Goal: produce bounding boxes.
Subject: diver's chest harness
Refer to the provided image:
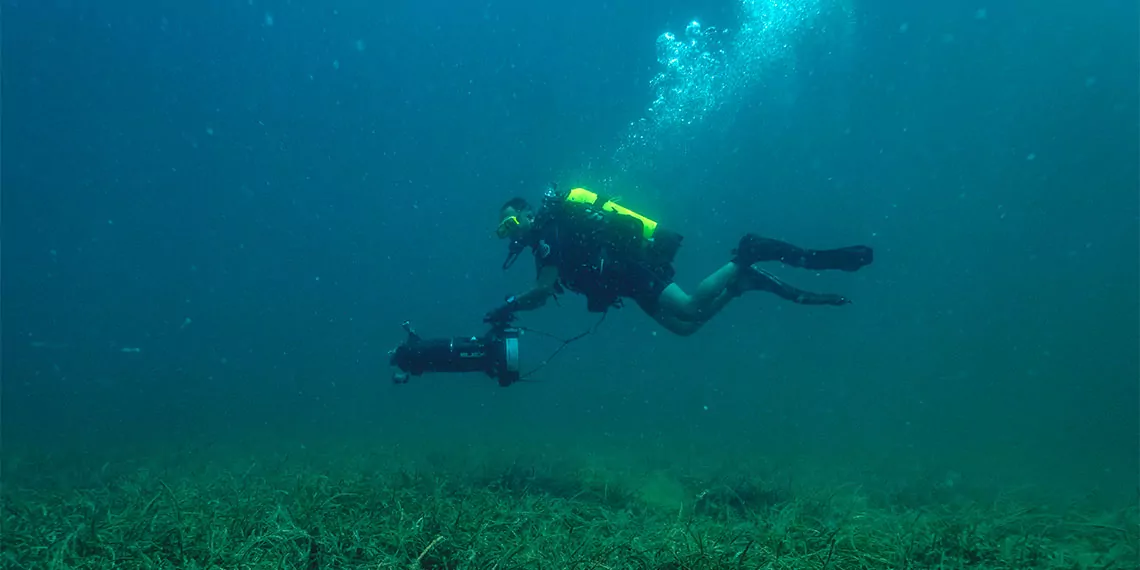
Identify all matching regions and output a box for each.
[504,185,683,312]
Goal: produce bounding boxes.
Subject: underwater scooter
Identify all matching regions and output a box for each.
[387,303,606,388]
[388,312,522,387]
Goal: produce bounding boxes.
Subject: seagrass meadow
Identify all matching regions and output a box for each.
[1,437,1136,570]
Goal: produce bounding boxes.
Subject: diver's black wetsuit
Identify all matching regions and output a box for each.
[528,211,678,313]
[525,202,872,310]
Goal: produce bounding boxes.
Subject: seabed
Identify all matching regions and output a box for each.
[2,441,1135,569]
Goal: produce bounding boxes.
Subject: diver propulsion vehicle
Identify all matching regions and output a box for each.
[388,313,522,387]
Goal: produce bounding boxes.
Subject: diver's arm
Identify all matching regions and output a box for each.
[485,265,559,321]
[512,265,559,311]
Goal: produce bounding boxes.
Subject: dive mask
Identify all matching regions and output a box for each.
[496,215,521,239]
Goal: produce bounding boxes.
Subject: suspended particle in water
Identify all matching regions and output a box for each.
[264,12,274,27]
[355,39,366,51]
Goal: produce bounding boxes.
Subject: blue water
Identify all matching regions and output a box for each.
[4,0,1137,503]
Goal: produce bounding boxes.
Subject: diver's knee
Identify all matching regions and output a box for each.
[663,318,701,337]
[682,303,712,323]
[656,285,698,319]
[665,297,704,322]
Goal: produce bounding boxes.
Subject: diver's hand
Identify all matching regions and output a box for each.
[483,295,519,323]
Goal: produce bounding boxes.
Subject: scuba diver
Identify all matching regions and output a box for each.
[486,184,874,336]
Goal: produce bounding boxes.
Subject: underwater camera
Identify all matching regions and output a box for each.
[388,313,521,387]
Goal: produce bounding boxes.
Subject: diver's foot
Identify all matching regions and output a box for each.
[733,233,872,272]
[807,292,852,306]
[732,234,797,266]
[803,245,873,272]
[734,264,852,306]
